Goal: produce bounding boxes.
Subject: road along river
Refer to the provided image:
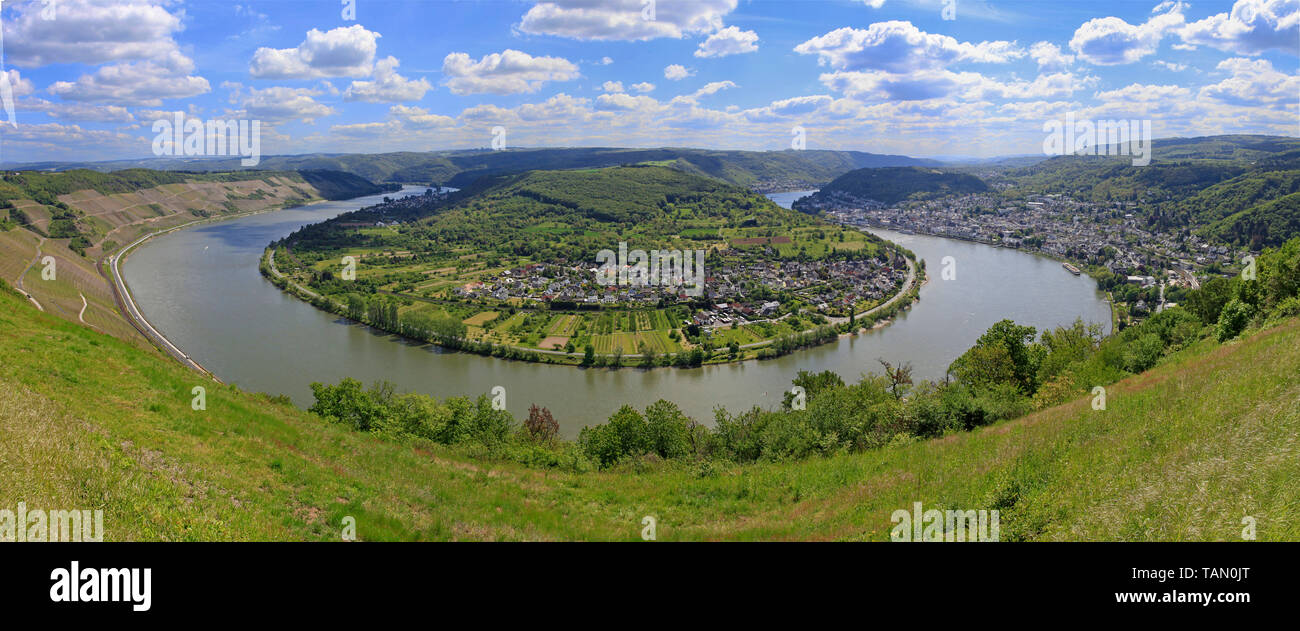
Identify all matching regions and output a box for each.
[122,188,1110,436]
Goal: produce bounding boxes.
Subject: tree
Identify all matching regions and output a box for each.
[524,404,559,442]
[877,358,914,400]
[582,344,596,366]
[954,319,1041,394]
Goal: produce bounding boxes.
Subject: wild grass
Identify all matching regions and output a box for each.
[0,285,1295,541]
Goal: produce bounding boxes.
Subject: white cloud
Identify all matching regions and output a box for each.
[1093,82,1192,103]
[343,57,432,102]
[239,86,335,123]
[517,0,737,41]
[18,98,135,123]
[601,81,625,93]
[862,0,887,8]
[695,26,759,58]
[48,53,211,106]
[2,70,36,98]
[250,25,381,79]
[741,95,834,122]
[595,92,663,112]
[794,21,1024,72]
[1029,42,1075,71]
[1198,57,1300,105]
[1179,0,1300,55]
[388,105,456,128]
[441,49,579,95]
[1068,2,1186,65]
[1153,60,1188,72]
[0,121,144,162]
[599,56,614,65]
[630,82,655,93]
[664,64,694,80]
[691,81,737,98]
[2,0,185,67]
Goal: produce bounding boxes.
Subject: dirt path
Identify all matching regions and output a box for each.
[14,236,46,312]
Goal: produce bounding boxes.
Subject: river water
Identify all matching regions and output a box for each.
[122,188,1110,435]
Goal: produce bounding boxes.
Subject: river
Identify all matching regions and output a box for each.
[122,187,1110,435]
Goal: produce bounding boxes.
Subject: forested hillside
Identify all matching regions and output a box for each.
[795,166,989,208]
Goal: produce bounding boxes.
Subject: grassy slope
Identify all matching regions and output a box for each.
[1,283,1295,541]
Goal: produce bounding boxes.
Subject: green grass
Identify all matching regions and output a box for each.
[1,283,1296,541]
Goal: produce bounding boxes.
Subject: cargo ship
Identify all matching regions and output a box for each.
[1062,262,1081,275]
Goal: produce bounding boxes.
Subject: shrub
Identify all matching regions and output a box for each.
[1215,298,1254,342]
[524,404,559,442]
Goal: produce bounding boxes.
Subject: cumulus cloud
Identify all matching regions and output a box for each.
[794,21,1024,72]
[1179,0,1300,55]
[2,0,185,67]
[601,81,625,93]
[250,25,381,79]
[1030,42,1075,71]
[388,105,456,128]
[595,92,663,112]
[1068,2,1186,65]
[48,52,210,106]
[664,64,694,80]
[343,57,432,102]
[239,86,335,123]
[1,70,37,98]
[630,82,655,93]
[441,49,579,95]
[741,95,834,122]
[517,0,737,41]
[17,98,135,123]
[820,68,1093,102]
[1198,57,1300,105]
[695,26,759,58]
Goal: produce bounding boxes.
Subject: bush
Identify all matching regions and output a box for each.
[1215,298,1254,342]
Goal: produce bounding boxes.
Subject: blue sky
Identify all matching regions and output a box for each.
[1,0,1297,163]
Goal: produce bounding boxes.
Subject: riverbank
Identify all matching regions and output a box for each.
[260,244,924,369]
[103,198,330,379]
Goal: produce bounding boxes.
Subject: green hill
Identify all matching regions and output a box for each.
[2,273,1296,540]
[795,166,989,208]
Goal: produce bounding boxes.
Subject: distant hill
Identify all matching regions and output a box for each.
[5,147,941,191]
[794,166,990,209]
